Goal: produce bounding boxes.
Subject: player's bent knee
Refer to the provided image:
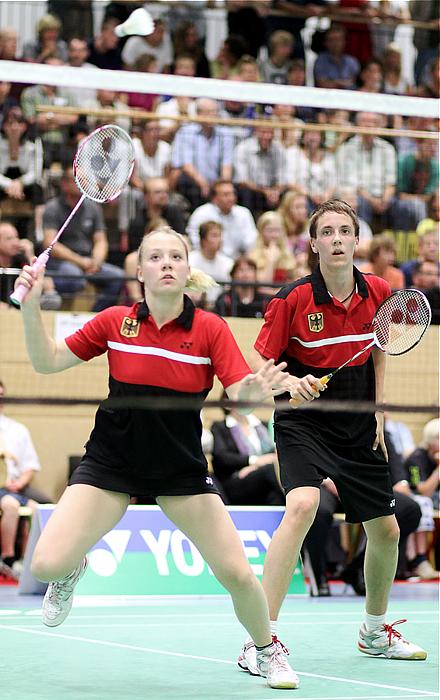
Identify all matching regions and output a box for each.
[219,563,256,594]
[31,550,72,582]
[286,494,319,523]
[31,551,57,581]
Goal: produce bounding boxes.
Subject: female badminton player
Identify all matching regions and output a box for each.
[15,225,298,690]
[238,199,427,680]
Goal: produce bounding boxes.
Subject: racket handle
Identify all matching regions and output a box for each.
[9,249,51,307]
[289,375,331,408]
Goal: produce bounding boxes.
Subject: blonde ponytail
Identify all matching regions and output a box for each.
[186,267,218,293]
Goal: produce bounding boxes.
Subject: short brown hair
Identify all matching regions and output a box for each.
[367,234,396,263]
[199,220,223,241]
[230,255,257,277]
[309,199,359,239]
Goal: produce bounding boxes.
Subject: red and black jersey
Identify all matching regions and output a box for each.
[255,266,391,445]
[65,296,250,480]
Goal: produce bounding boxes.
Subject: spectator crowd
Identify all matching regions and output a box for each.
[0,1,438,318]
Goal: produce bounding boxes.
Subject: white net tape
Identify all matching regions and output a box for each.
[0,60,437,119]
[374,290,432,355]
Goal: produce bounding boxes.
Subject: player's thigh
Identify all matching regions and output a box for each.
[157,493,251,581]
[34,484,129,561]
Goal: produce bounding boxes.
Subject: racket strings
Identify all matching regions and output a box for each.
[74,125,134,203]
[374,290,431,355]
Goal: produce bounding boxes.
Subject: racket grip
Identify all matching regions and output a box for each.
[289,375,330,408]
[9,250,51,307]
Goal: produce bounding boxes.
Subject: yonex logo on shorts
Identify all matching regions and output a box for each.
[390,499,396,508]
[206,476,213,485]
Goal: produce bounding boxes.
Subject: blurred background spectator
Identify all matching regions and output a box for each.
[313,24,360,90]
[188,221,234,307]
[171,99,234,209]
[234,125,287,215]
[0,221,60,310]
[172,20,210,78]
[335,111,397,229]
[22,13,68,63]
[43,167,124,311]
[360,234,405,290]
[87,17,123,71]
[403,418,440,579]
[186,179,257,259]
[211,399,284,506]
[0,105,44,238]
[214,255,269,318]
[249,211,297,293]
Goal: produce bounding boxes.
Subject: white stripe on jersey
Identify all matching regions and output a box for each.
[291,332,375,348]
[107,341,212,365]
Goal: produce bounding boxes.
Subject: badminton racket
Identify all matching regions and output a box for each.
[10,123,135,307]
[290,289,432,405]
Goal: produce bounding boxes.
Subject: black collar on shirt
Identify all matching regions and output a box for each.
[136,294,196,329]
[311,265,369,306]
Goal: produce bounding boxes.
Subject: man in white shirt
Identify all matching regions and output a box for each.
[131,120,171,189]
[63,38,98,106]
[233,125,287,215]
[186,179,257,258]
[335,112,397,227]
[188,221,234,306]
[0,381,48,579]
[122,16,173,72]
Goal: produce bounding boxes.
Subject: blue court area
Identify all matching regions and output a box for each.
[0,582,437,700]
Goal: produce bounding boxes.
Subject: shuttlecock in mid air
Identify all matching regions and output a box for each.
[114,8,155,37]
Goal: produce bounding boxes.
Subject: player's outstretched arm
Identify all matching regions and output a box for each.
[16,263,83,374]
[226,359,289,413]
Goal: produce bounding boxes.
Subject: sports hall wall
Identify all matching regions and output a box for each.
[0,309,438,502]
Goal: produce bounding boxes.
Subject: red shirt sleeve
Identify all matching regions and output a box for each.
[207,314,251,388]
[254,296,296,361]
[64,308,113,361]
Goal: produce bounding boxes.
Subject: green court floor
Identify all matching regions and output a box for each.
[0,592,437,700]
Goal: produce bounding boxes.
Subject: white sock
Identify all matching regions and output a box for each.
[270,620,278,638]
[364,612,386,631]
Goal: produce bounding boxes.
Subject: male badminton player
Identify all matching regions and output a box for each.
[238,199,427,678]
[15,225,299,690]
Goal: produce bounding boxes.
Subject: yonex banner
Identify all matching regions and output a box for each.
[19,505,306,596]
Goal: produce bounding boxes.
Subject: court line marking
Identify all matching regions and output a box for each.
[18,608,438,619]
[0,624,436,697]
[0,620,436,629]
[257,696,434,700]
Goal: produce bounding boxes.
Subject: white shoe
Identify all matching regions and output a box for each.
[0,559,19,582]
[42,557,87,627]
[358,620,427,660]
[413,560,440,580]
[238,637,259,675]
[257,637,300,689]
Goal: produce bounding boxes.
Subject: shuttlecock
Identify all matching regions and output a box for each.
[114,8,155,37]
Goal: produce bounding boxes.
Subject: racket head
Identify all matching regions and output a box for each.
[373,289,432,356]
[73,124,134,203]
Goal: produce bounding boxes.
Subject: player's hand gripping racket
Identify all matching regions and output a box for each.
[290,289,432,407]
[10,124,135,307]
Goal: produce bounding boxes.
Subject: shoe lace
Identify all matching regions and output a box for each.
[272,635,290,656]
[48,577,76,604]
[383,619,407,646]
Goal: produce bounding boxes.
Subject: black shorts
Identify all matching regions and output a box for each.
[69,456,221,500]
[274,422,395,524]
